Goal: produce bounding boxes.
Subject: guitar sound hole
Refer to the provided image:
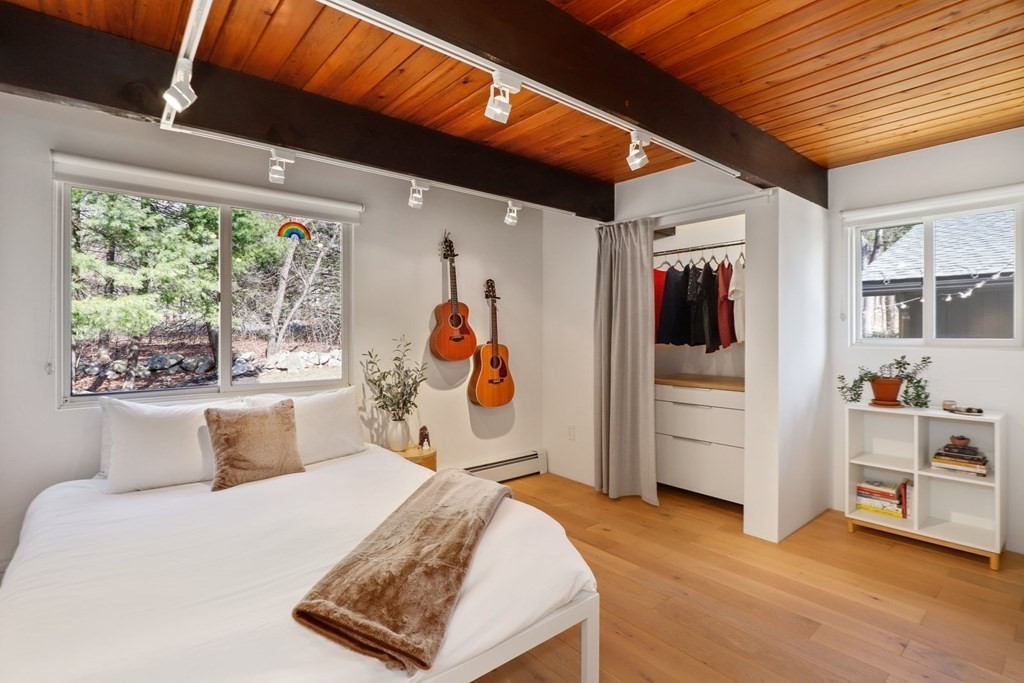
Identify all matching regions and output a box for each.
[489,356,501,369]
[448,313,463,328]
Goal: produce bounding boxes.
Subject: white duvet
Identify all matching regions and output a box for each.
[0,446,595,682]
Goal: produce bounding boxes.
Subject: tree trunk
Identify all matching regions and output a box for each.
[267,238,298,356]
[123,334,142,391]
[273,241,329,355]
[98,241,116,354]
[207,323,219,370]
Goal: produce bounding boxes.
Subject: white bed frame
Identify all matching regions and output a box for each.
[423,590,600,682]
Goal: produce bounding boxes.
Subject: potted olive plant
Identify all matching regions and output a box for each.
[837,355,932,408]
[361,337,428,450]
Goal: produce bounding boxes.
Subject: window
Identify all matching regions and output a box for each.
[854,205,1020,345]
[59,162,356,404]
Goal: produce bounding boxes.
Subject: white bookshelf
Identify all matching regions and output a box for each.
[845,405,1007,569]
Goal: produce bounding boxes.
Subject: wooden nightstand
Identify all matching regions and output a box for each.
[394,446,437,471]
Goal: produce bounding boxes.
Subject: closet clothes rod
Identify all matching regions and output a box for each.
[653,239,745,257]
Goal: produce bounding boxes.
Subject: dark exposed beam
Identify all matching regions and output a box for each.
[0,4,615,221]
[344,0,829,208]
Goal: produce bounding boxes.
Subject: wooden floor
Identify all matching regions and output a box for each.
[478,474,1024,682]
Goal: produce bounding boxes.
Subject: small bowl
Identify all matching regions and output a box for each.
[950,436,971,448]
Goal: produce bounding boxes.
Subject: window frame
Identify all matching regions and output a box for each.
[54,159,358,408]
[850,202,1023,348]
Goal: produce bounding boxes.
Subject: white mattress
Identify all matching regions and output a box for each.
[0,446,595,682]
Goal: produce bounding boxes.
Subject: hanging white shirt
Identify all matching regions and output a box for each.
[728,263,745,343]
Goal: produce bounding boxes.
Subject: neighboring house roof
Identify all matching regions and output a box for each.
[861,210,1016,283]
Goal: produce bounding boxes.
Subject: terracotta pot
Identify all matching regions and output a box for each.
[951,436,971,448]
[870,377,903,404]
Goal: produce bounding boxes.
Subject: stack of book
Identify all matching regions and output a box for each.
[932,443,988,477]
[856,479,910,519]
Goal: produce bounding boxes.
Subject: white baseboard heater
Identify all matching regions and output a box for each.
[465,449,548,482]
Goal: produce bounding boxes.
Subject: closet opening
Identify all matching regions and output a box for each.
[653,213,746,508]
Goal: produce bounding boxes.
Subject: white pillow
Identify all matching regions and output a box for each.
[243,387,366,464]
[102,397,241,494]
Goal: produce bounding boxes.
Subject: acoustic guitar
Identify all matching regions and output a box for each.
[429,232,477,362]
[470,279,515,407]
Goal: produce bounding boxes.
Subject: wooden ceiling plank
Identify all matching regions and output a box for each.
[822,111,1024,167]
[663,0,866,81]
[481,101,584,146]
[700,0,970,100]
[345,0,828,205]
[442,91,554,140]
[403,68,493,130]
[778,69,1024,143]
[0,3,615,220]
[354,46,449,111]
[331,34,422,102]
[101,0,135,39]
[556,0,635,26]
[274,10,360,89]
[2,0,42,10]
[193,0,233,62]
[596,0,711,38]
[758,55,1024,135]
[631,0,813,66]
[796,98,1024,160]
[732,21,1024,122]
[378,59,474,118]
[208,0,284,71]
[128,0,186,52]
[711,0,1018,107]
[241,0,324,80]
[793,89,1024,156]
[302,20,391,94]
[606,0,723,48]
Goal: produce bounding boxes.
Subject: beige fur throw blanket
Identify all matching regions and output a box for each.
[293,469,511,673]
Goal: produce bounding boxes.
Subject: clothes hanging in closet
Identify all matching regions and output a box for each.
[656,266,690,345]
[717,261,736,349]
[686,264,705,347]
[699,262,721,353]
[653,268,667,336]
[729,263,745,343]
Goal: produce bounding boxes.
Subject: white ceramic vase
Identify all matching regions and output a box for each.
[386,419,411,451]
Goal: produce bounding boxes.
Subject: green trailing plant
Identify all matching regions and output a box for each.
[361,336,428,421]
[836,355,932,408]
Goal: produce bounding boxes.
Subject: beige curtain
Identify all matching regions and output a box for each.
[594,218,658,506]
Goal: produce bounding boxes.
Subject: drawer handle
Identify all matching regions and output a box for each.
[670,436,714,446]
[669,402,712,409]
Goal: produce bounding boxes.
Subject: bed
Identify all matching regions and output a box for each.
[0,445,598,682]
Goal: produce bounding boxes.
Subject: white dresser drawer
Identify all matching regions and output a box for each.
[655,433,744,504]
[654,401,744,447]
[654,384,744,410]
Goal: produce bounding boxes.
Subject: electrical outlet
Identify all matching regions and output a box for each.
[568,425,576,441]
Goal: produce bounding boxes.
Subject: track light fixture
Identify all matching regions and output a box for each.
[484,72,523,125]
[504,200,522,226]
[163,58,197,113]
[408,179,430,208]
[626,130,651,171]
[268,148,296,185]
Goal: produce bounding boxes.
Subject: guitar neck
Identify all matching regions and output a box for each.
[449,259,459,308]
[490,300,498,350]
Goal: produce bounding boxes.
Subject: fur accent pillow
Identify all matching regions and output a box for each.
[205,400,304,491]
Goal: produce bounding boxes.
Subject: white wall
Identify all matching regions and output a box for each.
[653,214,746,378]
[828,126,1024,552]
[0,93,546,567]
[777,191,831,538]
[541,212,598,486]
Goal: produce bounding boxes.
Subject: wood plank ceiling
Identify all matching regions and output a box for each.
[6,0,1023,179]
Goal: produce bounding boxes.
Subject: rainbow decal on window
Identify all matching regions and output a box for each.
[277,221,311,241]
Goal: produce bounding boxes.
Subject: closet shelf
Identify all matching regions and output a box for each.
[849,452,914,473]
[654,374,744,392]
